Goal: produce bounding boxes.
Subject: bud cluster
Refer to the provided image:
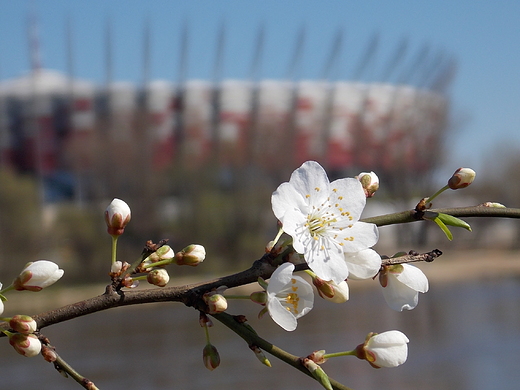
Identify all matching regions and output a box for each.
[0,260,63,358]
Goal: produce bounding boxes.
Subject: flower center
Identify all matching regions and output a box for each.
[303,190,356,246]
[284,278,300,314]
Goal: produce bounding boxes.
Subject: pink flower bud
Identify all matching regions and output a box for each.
[203,343,220,371]
[9,315,37,334]
[13,260,64,292]
[175,244,206,266]
[356,171,380,198]
[41,344,57,362]
[448,167,476,190]
[146,269,170,287]
[104,198,131,236]
[9,333,42,357]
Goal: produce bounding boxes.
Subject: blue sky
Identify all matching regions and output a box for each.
[1,0,519,175]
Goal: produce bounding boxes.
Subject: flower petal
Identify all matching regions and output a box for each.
[271,182,308,222]
[345,249,382,280]
[340,222,379,252]
[267,263,294,293]
[381,274,420,311]
[288,161,331,207]
[329,177,366,221]
[395,264,429,293]
[267,298,298,331]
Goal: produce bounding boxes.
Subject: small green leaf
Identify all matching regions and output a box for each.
[437,213,472,232]
[433,216,453,241]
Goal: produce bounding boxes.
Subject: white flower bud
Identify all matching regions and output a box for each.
[356,171,380,198]
[13,260,64,292]
[358,330,409,368]
[204,293,228,314]
[104,198,131,236]
[175,244,206,266]
[146,269,170,287]
[9,333,42,357]
[312,277,349,303]
[448,167,476,190]
[9,315,38,334]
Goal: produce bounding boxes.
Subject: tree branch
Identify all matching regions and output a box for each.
[212,312,355,390]
[361,206,520,227]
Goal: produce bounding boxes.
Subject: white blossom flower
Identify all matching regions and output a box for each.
[271,161,379,284]
[13,260,64,292]
[266,263,314,331]
[380,264,429,311]
[361,330,409,368]
[344,248,382,280]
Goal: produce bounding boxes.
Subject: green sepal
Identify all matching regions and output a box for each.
[257,277,268,290]
[0,294,6,302]
[436,212,472,232]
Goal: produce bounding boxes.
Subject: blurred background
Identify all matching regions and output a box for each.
[0,1,519,389]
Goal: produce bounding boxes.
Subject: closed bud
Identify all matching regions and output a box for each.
[41,344,57,362]
[302,358,333,390]
[479,201,506,208]
[249,291,267,305]
[448,167,476,190]
[141,245,175,270]
[203,343,220,371]
[104,198,131,237]
[175,244,206,266]
[146,269,170,287]
[312,277,349,303]
[9,315,37,334]
[356,171,379,198]
[355,330,409,368]
[13,260,64,292]
[250,345,271,367]
[204,293,228,314]
[307,349,328,365]
[9,333,42,357]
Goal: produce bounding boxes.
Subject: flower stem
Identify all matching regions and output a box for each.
[111,236,119,264]
[426,184,450,204]
[224,295,251,300]
[0,284,14,296]
[203,322,211,344]
[322,350,356,359]
[142,258,175,269]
